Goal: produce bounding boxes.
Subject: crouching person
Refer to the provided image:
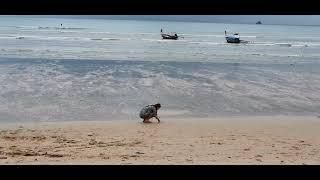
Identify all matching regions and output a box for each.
[139,103,161,123]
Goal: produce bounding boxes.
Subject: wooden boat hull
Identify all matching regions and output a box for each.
[226,36,240,43]
[161,34,178,40]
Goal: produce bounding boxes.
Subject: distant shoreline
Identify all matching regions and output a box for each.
[1,15,320,27]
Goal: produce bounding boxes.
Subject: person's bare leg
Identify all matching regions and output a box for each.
[143,118,152,123]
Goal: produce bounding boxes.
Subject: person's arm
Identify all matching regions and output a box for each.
[154,108,160,123]
[155,116,160,123]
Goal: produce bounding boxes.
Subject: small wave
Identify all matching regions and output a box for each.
[106,38,121,41]
[38,27,50,29]
[0,36,16,39]
[251,53,263,56]
[81,50,99,53]
[12,26,38,29]
[142,38,186,42]
[88,31,111,34]
[304,43,320,47]
[248,42,276,46]
[38,26,87,30]
[0,34,16,37]
[248,42,313,47]
[60,27,87,30]
[181,34,224,38]
[180,33,257,38]
[45,36,80,40]
[291,44,306,47]
[10,35,84,41]
[241,35,257,38]
[0,34,131,42]
[138,33,158,35]
[90,38,130,41]
[246,42,283,46]
[142,38,162,42]
[188,41,226,45]
[250,53,300,57]
[275,43,292,47]
[16,49,33,52]
[247,41,320,47]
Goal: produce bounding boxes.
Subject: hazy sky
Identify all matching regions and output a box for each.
[4,15,320,26]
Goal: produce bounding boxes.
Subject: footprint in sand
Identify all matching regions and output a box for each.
[120,155,129,160]
[88,139,97,145]
[27,129,36,132]
[298,140,313,147]
[130,155,139,158]
[86,155,95,159]
[210,142,223,145]
[302,143,312,146]
[291,146,300,150]
[87,132,96,137]
[135,152,145,155]
[98,153,109,159]
[45,153,65,158]
[2,135,17,140]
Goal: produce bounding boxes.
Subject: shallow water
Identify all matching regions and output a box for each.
[1,58,319,122]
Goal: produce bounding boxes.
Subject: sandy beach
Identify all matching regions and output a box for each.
[0,116,319,165]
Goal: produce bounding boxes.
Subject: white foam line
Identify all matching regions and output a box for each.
[141,38,187,42]
[181,34,257,38]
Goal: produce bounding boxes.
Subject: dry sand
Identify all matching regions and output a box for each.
[0,116,319,164]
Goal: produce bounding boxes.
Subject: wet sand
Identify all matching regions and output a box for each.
[0,116,319,164]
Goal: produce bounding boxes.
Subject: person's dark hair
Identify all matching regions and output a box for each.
[154,103,161,109]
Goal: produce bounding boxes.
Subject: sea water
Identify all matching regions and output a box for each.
[0,16,320,122]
